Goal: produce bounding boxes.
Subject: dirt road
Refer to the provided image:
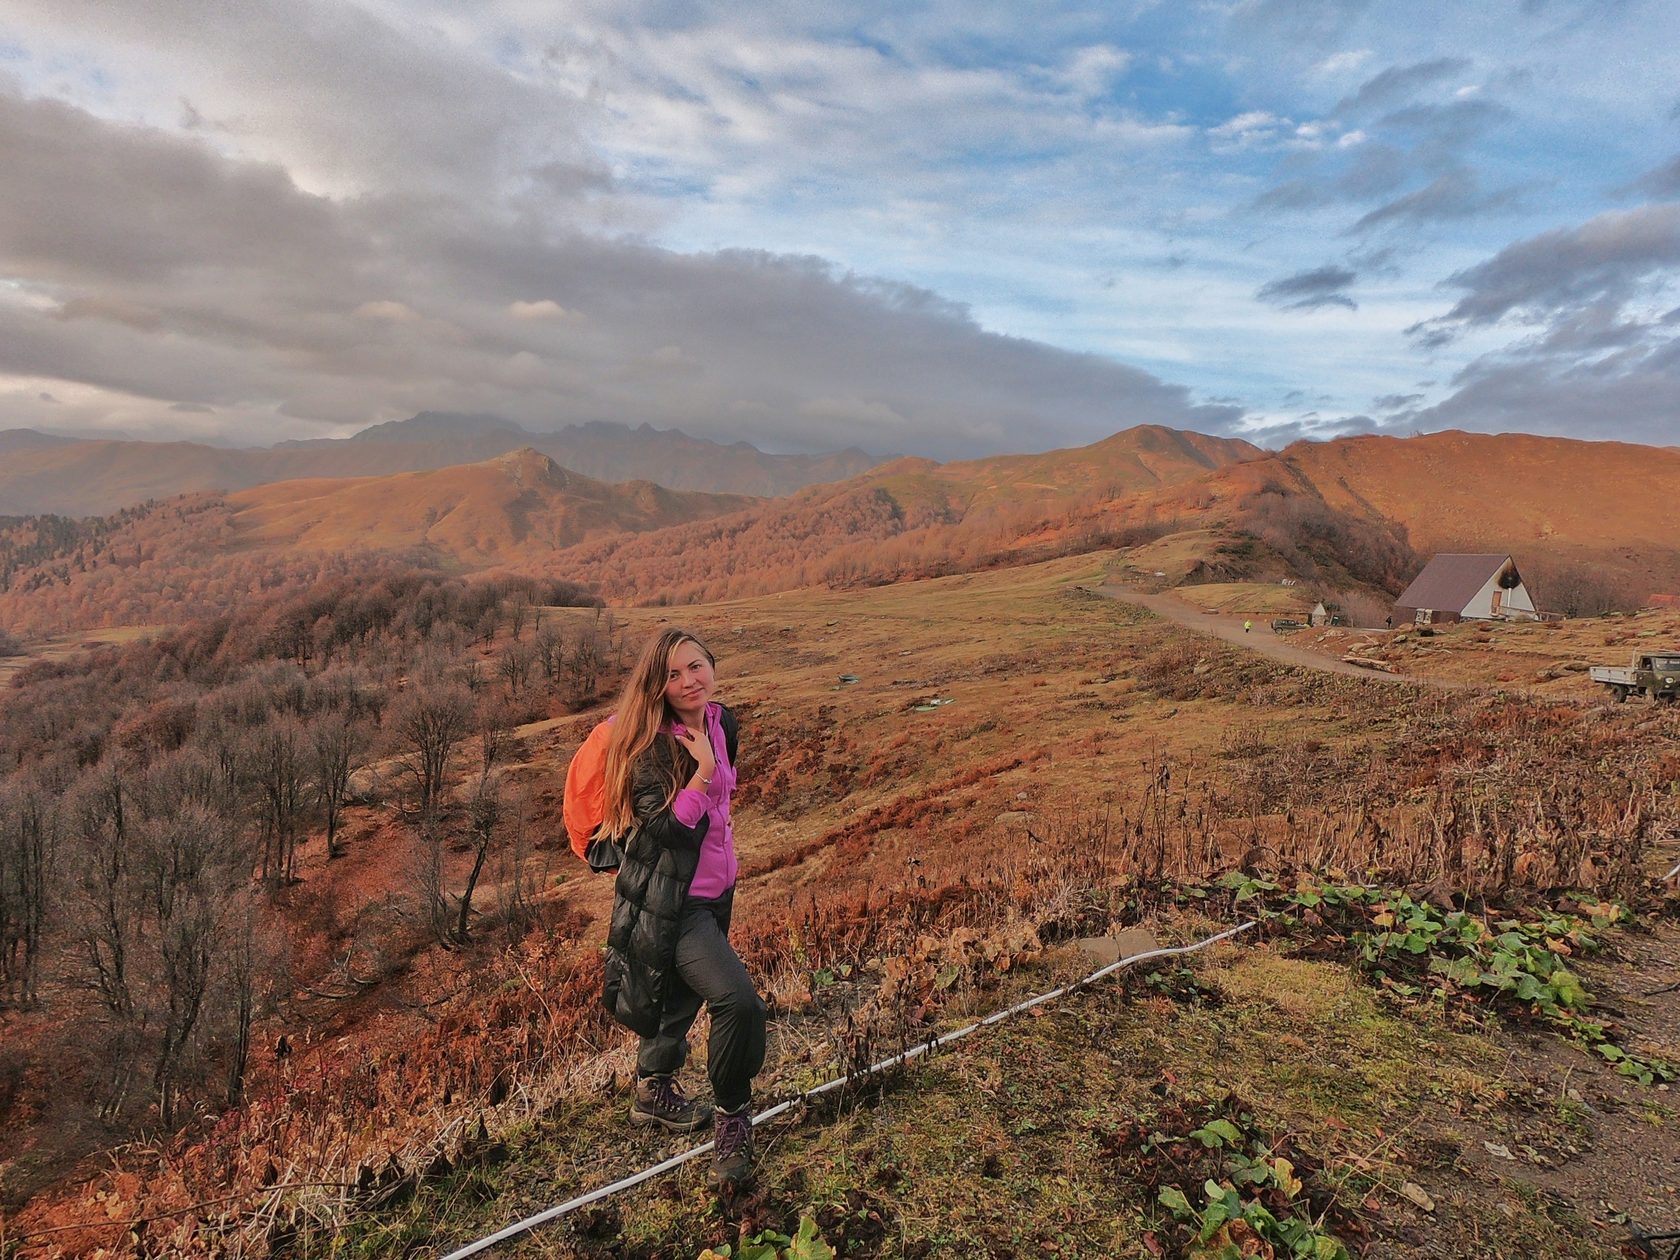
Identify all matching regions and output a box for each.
[1092,583,1435,685]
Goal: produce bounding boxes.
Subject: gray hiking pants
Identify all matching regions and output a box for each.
[635,891,767,1112]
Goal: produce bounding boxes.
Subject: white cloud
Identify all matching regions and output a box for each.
[1316,49,1373,76]
[508,299,579,321]
[1057,44,1133,97]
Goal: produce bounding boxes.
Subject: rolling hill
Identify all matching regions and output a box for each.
[225,448,758,566]
[7,423,1678,638]
[523,425,1273,604]
[0,451,757,635]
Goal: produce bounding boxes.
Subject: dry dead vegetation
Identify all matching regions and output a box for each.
[3,551,1678,1259]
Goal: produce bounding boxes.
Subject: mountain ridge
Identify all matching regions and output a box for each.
[0,414,889,515]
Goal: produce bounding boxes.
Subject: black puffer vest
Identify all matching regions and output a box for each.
[601,704,738,1036]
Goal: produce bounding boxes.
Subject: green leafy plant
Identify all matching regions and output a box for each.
[1355,894,1672,1083]
[1141,963,1222,1007]
[1155,1108,1352,1260]
[1207,873,1675,1086]
[697,1215,837,1260]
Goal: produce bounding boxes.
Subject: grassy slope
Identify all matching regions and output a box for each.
[341,923,1675,1260]
[314,555,1675,1260]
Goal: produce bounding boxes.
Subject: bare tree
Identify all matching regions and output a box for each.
[143,806,220,1124]
[309,713,362,859]
[566,630,605,705]
[390,684,473,818]
[476,700,511,783]
[224,900,258,1106]
[0,775,55,1006]
[251,717,312,885]
[409,815,452,947]
[453,779,501,944]
[496,641,534,699]
[68,765,134,1018]
[533,625,565,682]
[64,763,254,1124]
[493,787,542,942]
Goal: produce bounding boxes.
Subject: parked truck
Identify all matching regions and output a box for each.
[1590,651,1680,702]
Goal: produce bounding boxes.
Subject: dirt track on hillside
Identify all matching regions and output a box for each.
[1092,583,1454,687]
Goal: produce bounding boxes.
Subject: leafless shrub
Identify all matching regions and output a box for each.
[1520,556,1647,617]
[408,815,453,949]
[0,774,55,1006]
[389,683,472,819]
[309,713,363,860]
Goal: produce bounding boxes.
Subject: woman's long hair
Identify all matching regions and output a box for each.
[601,627,716,838]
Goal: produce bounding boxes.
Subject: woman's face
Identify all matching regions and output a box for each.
[662,639,715,716]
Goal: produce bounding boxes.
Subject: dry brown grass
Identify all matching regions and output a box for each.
[6,550,1677,1256]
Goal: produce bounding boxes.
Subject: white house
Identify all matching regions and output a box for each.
[1393,554,1541,625]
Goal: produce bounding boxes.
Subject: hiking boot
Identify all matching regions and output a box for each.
[630,1074,712,1133]
[708,1105,754,1193]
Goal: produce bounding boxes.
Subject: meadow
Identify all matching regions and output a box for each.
[1,551,1677,1258]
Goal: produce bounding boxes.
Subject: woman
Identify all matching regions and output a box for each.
[599,627,767,1192]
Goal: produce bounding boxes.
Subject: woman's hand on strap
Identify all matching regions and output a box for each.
[672,721,717,786]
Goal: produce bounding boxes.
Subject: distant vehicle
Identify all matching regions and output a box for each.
[1590,651,1680,702]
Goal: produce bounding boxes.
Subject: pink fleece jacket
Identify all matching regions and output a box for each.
[669,702,738,900]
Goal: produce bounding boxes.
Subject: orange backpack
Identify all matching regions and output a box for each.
[563,719,620,871]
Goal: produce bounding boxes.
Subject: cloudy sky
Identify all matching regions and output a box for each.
[2,0,1679,458]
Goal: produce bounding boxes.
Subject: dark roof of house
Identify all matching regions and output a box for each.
[1394,553,1513,612]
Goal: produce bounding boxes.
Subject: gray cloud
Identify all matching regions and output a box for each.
[1413,342,1680,446]
[1632,154,1680,197]
[1425,202,1680,329]
[1350,168,1520,233]
[1335,57,1470,117]
[1256,265,1358,310]
[0,83,1241,459]
[0,93,359,287]
[1405,201,1680,445]
[1,0,603,201]
[1374,98,1511,147]
[1254,76,1512,235]
[1244,412,1383,447]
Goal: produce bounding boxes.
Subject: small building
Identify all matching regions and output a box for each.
[1308,601,1331,627]
[1393,554,1540,625]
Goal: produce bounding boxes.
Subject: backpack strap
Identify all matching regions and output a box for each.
[719,703,739,767]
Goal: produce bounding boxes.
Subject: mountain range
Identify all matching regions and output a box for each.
[3,422,1677,639]
[0,413,885,516]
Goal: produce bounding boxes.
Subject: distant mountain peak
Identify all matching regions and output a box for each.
[487,446,569,488]
[350,411,528,443]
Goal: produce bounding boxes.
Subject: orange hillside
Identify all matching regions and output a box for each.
[225,449,759,566]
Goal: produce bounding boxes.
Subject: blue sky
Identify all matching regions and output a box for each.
[1,0,1678,457]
